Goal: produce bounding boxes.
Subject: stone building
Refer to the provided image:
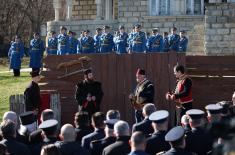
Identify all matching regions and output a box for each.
[48,0,235,55]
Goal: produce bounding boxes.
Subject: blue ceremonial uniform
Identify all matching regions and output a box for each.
[146,34,163,52]
[8,42,24,69]
[68,36,78,54]
[94,34,101,53]
[163,37,169,52]
[127,32,134,52]
[179,37,188,52]
[100,33,114,53]
[113,32,128,54]
[29,39,44,69]
[168,34,180,52]
[130,31,146,53]
[80,36,95,53]
[57,33,69,55]
[128,150,150,155]
[47,37,58,55]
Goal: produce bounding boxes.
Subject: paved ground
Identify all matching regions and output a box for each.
[0,68,46,74]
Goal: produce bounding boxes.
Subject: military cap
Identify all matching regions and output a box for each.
[149,110,169,123]
[205,104,222,115]
[96,27,102,31]
[136,68,145,76]
[34,32,40,36]
[30,70,40,77]
[180,30,186,33]
[119,25,125,30]
[165,126,185,142]
[60,26,67,31]
[217,101,231,114]
[186,109,205,120]
[39,119,58,133]
[171,27,177,31]
[152,28,159,33]
[103,25,110,29]
[67,30,73,35]
[134,24,141,29]
[84,30,90,33]
[15,35,21,39]
[19,111,35,125]
[104,119,119,129]
[84,69,92,75]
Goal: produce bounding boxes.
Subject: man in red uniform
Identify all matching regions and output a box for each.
[166,65,193,125]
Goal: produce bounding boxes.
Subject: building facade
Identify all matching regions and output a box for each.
[48,0,235,55]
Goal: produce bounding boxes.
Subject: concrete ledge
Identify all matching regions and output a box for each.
[47,20,119,26]
[143,15,204,20]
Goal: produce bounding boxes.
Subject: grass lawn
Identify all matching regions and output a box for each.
[0,58,31,120]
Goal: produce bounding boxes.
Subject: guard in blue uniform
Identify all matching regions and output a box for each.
[68,31,78,54]
[146,28,163,53]
[29,32,45,73]
[127,26,135,53]
[46,31,58,55]
[80,30,95,53]
[77,31,84,54]
[168,27,180,52]
[162,126,194,155]
[179,30,188,53]
[8,35,24,76]
[185,109,214,155]
[114,25,128,54]
[57,26,69,55]
[100,25,114,53]
[163,32,169,52]
[90,119,118,155]
[145,110,171,155]
[94,28,102,53]
[130,24,146,53]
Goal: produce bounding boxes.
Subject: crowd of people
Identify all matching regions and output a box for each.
[0,65,235,155]
[0,100,234,155]
[8,24,188,76]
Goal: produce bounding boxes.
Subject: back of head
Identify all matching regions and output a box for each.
[106,110,121,120]
[60,124,76,142]
[74,111,90,128]
[114,120,130,137]
[174,65,185,74]
[0,120,16,138]
[3,111,18,124]
[131,131,146,148]
[181,115,189,125]
[143,103,156,117]
[92,112,105,128]
[41,144,61,155]
[41,109,54,122]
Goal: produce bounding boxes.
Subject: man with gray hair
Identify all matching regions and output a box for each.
[132,103,156,136]
[102,120,131,155]
[55,124,90,155]
[0,120,30,155]
[128,131,149,155]
[106,110,121,120]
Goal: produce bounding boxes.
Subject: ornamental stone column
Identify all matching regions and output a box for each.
[66,0,73,20]
[53,0,62,21]
[96,0,103,20]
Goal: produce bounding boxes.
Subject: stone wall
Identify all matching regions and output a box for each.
[72,0,97,20]
[118,0,205,55]
[205,3,235,55]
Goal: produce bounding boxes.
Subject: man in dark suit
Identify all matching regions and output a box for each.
[74,111,94,142]
[145,110,170,155]
[162,126,193,155]
[24,71,41,113]
[128,132,149,155]
[55,124,90,155]
[132,103,156,137]
[82,112,105,149]
[185,109,214,155]
[90,119,118,155]
[0,120,31,155]
[129,68,154,123]
[75,69,104,118]
[102,120,131,155]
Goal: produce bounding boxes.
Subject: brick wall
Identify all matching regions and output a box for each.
[205,3,235,55]
[72,0,97,20]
